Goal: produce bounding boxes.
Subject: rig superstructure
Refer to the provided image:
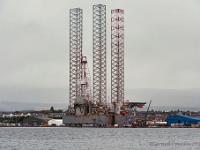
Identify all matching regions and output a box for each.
[63,4,146,127]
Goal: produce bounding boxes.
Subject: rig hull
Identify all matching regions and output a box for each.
[63,114,130,126]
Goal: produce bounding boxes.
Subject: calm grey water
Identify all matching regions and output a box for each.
[0,127,199,150]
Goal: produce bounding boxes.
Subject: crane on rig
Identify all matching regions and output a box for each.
[142,100,152,127]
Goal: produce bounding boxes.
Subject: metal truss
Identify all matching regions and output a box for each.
[93,4,107,105]
[80,56,92,102]
[111,9,124,103]
[69,8,83,111]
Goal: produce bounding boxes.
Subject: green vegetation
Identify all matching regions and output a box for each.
[50,106,54,112]
[50,117,62,119]
[36,109,63,114]
[0,116,25,123]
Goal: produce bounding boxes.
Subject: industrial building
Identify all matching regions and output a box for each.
[166,114,200,126]
[48,119,63,126]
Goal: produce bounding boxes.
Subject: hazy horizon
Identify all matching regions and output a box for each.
[0,87,200,110]
[1,100,200,112]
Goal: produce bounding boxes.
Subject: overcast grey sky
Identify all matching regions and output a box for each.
[0,0,200,107]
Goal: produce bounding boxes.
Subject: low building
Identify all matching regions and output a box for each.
[48,119,63,126]
[166,114,200,126]
[23,116,51,126]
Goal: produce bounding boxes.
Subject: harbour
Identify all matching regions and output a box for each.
[1,127,200,150]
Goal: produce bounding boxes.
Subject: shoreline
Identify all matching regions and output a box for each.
[1,126,200,128]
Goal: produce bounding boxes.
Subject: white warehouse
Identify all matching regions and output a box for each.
[48,119,63,126]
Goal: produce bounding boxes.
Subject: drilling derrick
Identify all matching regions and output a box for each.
[111,9,124,103]
[93,4,107,105]
[69,8,83,112]
[80,56,92,102]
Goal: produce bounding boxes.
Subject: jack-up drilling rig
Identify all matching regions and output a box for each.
[63,5,146,127]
